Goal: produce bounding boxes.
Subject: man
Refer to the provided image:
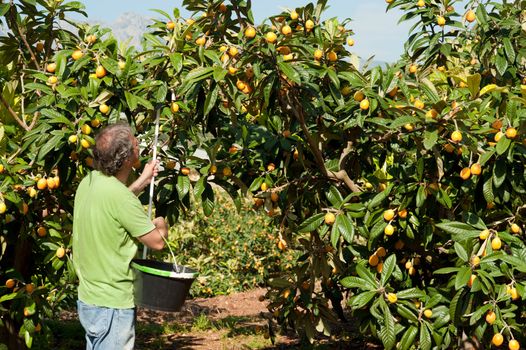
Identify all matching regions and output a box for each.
[72,122,168,350]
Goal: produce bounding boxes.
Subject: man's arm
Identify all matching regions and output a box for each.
[137,217,168,250]
[129,160,159,196]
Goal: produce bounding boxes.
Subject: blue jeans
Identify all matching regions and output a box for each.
[77,300,136,350]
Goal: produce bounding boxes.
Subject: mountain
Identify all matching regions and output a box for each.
[84,12,154,48]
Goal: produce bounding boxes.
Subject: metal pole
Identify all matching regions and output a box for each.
[142,108,161,259]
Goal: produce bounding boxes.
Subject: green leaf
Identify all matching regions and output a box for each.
[326,186,343,207]
[124,91,138,111]
[483,176,494,203]
[40,108,73,127]
[201,183,215,216]
[379,306,396,350]
[185,67,214,83]
[389,115,420,130]
[0,291,23,303]
[24,330,32,348]
[356,262,378,288]
[38,134,64,161]
[419,322,431,350]
[426,294,443,309]
[135,94,154,111]
[298,213,325,233]
[434,267,461,274]
[435,221,480,241]
[449,289,465,325]
[100,57,118,76]
[416,185,426,208]
[466,73,481,99]
[399,325,418,350]
[267,278,293,288]
[396,304,418,323]
[338,214,355,243]
[464,212,486,230]
[203,84,218,116]
[89,90,114,107]
[169,53,183,73]
[330,221,340,248]
[437,188,452,209]
[367,183,394,210]
[149,8,171,19]
[248,177,264,192]
[369,220,387,244]
[502,37,515,63]
[349,290,377,309]
[454,242,468,262]
[420,78,440,103]
[469,303,491,326]
[0,3,10,16]
[70,54,91,73]
[380,254,396,287]
[341,276,371,290]
[495,53,508,77]
[423,130,438,150]
[24,83,53,94]
[277,61,301,84]
[176,175,191,199]
[326,68,340,89]
[493,159,506,189]
[454,266,472,290]
[396,288,425,300]
[154,82,168,104]
[495,136,511,155]
[193,176,205,198]
[213,66,227,82]
[499,255,526,273]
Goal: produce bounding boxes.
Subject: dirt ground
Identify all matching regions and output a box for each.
[134,288,299,350]
[56,288,378,350]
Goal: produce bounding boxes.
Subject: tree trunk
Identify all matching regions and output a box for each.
[0,315,27,350]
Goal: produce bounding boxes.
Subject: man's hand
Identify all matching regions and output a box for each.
[141,159,160,183]
[138,216,169,250]
[152,217,168,240]
[129,159,160,195]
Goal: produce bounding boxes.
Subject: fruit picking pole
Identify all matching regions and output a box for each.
[142,108,161,259]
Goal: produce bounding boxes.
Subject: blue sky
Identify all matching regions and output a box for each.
[76,1,465,62]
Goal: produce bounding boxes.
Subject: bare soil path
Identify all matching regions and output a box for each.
[56,288,377,349]
[135,288,299,350]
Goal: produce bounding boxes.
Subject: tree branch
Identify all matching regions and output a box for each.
[9,1,41,71]
[327,170,361,193]
[0,94,30,131]
[231,1,247,31]
[280,88,360,193]
[283,91,327,176]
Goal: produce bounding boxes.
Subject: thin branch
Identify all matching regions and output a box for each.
[18,73,31,131]
[0,95,30,131]
[9,1,41,71]
[327,169,361,193]
[7,148,22,163]
[28,111,39,130]
[280,88,360,193]
[283,91,327,176]
[231,2,247,31]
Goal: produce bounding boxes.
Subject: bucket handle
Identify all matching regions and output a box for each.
[142,103,182,274]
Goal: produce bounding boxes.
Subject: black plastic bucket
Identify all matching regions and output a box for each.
[132,259,197,312]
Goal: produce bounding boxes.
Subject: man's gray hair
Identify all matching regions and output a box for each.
[93,123,135,176]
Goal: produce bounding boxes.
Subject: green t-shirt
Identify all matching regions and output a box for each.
[72,170,155,308]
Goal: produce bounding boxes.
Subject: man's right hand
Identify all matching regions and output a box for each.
[138,217,168,250]
[152,217,168,239]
